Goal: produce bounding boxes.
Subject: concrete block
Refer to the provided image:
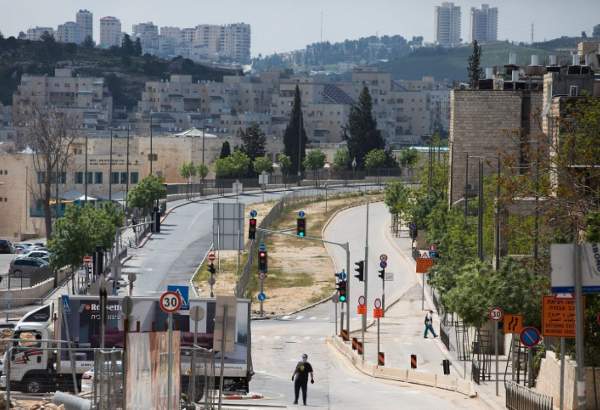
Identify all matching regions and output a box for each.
[435,375,458,392]
[407,369,437,387]
[456,379,477,397]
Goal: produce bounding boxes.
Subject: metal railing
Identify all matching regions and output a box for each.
[183,346,217,409]
[93,349,124,410]
[505,381,553,410]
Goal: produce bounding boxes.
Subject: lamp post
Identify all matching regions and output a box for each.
[149,113,154,176]
[125,125,130,214]
[84,133,88,205]
[109,128,113,202]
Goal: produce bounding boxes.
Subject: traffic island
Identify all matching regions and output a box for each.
[327,335,477,398]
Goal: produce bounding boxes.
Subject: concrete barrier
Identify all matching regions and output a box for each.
[328,336,477,398]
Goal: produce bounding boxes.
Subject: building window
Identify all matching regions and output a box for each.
[95,172,103,184]
[130,172,139,184]
[111,172,119,184]
[120,172,128,184]
[75,172,83,184]
[37,172,45,184]
[59,172,66,184]
[87,172,93,184]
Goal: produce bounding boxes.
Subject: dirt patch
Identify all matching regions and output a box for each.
[193,190,383,315]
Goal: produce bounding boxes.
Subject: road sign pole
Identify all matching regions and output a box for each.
[334,300,338,336]
[259,278,264,316]
[560,337,565,410]
[495,322,499,396]
[167,312,173,410]
[382,274,386,312]
[218,305,228,410]
[345,242,350,341]
[422,273,425,311]
[363,201,369,348]
[574,243,586,406]
[377,317,380,363]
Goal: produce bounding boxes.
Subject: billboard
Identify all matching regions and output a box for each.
[551,243,600,293]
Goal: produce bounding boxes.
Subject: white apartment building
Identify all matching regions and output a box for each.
[76,9,93,42]
[100,16,122,48]
[435,2,461,47]
[470,4,498,43]
[26,27,54,41]
[56,22,81,44]
[132,22,159,55]
[12,68,113,129]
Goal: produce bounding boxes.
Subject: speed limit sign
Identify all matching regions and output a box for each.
[160,291,182,314]
[489,307,504,321]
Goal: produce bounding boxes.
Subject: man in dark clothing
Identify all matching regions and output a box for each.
[424,310,438,338]
[292,353,314,405]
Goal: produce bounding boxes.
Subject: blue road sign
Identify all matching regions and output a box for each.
[258,292,266,302]
[259,242,266,251]
[167,285,190,310]
[250,210,258,218]
[520,327,542,348]
[62,295,70,314]
[379,261,387,269]
[298,210,305,218]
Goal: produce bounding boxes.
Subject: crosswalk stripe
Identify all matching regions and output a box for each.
[281,315,291,320]
[296,316,304,320]
[309,316,317,320]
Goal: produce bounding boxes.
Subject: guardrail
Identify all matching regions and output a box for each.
[505,381,553,410]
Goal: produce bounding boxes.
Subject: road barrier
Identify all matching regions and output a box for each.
[505,381,553,410]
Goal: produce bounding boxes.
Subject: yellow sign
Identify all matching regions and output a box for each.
[503,314,523,334]
[542,296,576,338]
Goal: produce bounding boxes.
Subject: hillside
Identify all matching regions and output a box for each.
[379,41,572,81]
[0,35,241,110]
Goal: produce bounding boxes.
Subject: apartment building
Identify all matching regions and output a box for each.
[470,4,498,43]
[12,68,113,130]
[56,22,81,44]
[26,27,54,41]
[435,2,462,47]
[76,9,93,42]
[132,22,159,55]
[100,16,122,48]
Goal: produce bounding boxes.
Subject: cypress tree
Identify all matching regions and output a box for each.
[219,141,231,158]
[468,40,483,89]
[345,86,385,169]
[283,85,308,176]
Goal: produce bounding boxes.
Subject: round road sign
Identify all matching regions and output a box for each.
[379,261,387,269]
[380,254,388,262]
[520,327,542,348]
[489,307,504,321]
[127,272,137,283]
[190,306,205,322]
[159,291,182,314]
[374,298,382,309]
[250,209,258,218]
[298,210,306,218]
[257,292,266,302]
[208,252,216,262]
[358,295,366,306]
[259,272,266,280]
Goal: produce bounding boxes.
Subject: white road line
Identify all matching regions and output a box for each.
[281,315,291,320]
[304,336,311,340]
[275,336,281,340]
[309,316,317,320]
[295,315,304,320]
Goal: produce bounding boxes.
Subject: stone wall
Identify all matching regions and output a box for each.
[535,350,600,410]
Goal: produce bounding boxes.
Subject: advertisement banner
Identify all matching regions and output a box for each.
[550,243,600,293]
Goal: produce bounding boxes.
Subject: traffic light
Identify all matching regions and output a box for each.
[378,268,385,280]
[354,260,364,282]
[296,217,306,237]
[248,218,257,240]
[258,249,268,272]
[336,280,347,302]
[208,262,216,275]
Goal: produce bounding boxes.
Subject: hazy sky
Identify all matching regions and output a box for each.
[1,0,599,56]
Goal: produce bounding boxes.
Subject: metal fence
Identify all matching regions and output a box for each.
[183,346,217,409]
[93,349,124,410]
[505,381,553,410]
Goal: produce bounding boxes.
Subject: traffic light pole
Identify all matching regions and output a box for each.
[363,202,369,362]
[256,227,351,336]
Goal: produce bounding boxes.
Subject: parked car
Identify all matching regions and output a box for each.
[14,245,28,254]
[80,361,123,395]
[0,240,14,254]
[18,250,50,262]
[9,257,50,278]
[33,242,45,248]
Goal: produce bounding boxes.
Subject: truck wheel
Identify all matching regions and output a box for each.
[24,377,44,394]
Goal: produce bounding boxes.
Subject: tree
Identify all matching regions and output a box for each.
[303,149,326,183]
[253,156,273,175]
[398,148,419,169]
[121,34,134,56]
[18,106,78,239]
[384,181,413,224]
[82,35,94,49]
[239,123,266,162]
[345,87,385,169]
[196,163,209,180]
[133,38,142,56]
[277,153,292,183]
[219,141,231,158]
[333,147,350,171]
[49,203,123,289]
[468,40,483,89]
[127,175,166,215]
[179,162,197,198]
[364,148,387,173]
[283,85,308,176]
[215,150,251,179]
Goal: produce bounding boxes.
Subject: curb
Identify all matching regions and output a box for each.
[327,336,477,398]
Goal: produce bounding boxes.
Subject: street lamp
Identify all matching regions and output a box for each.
[149,113,154,176]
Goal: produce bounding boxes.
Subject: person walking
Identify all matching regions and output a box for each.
[424,310,437,338]
[291,353,314,405]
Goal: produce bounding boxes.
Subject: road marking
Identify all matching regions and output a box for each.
[281,315,291,320]
[296,315,304,320]
[309,316,317,320]
[304,336,311,340]
[275,336,281,340]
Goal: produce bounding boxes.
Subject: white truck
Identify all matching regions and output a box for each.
[1,295,253,394]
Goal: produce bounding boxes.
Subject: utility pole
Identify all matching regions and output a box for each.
[363,202,369,354]
[464,152,469,223]
[574,243,586,408]
[297,100,303,184]
[125,125,130,214]
[109,128,113,202]
[495,157,501,270]
[149,113,153,176]
[84,133,88,205]
[478,158,484,261]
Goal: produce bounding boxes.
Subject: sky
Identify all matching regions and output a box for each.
[1,0,599,56]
